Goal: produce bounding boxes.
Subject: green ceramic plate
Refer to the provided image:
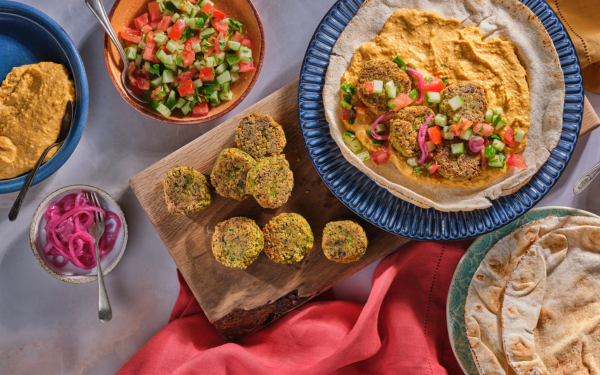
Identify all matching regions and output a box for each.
[446,206,600,374]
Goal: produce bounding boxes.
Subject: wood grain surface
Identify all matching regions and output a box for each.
[582,96,600,137]
[130,80,599,341]
[130,80,411,341]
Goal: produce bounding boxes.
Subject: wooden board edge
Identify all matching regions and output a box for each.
[581,96,600,137]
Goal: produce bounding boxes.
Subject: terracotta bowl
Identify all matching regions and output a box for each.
[103,0,264,124]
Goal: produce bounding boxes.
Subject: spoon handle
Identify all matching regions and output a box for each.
[9,144,58,221]
[574,161,600,195]
[85,0,128,64]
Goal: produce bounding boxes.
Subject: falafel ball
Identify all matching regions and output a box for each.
[210,148,257,201]
[439,82,487,123]
[357,60,411,112]
[433,140,483,181]
[235,113,287,159]
[164,166,212,215]
[247,155,294,209]
[212,217,264,269]
[322,220,368,263]
[263,213,314,264]
[389,106,435,157]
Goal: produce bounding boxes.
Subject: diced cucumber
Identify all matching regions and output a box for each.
[343,131,355,145]
[162,70,175,83]
[435,113,447,127]
[221,82,230,93]
[392,56,405,68]
[125,47,137,60]
[443,127,454,140]
[374,122,387,134]
[200,28,215,38]
[494,107,503,115]
[453,116,461,123]
[216,71,231,84]
[407,157,418,167]
[229,64,240,73]
[156,49,168,63]
[171,0,183,8]
[150,99,161,111]
[154,32,168,45]
[372,80,384,94]
[492,139,505,151]
[384,81,396,99]
[372,139,383,146]
[514,129,525,143]
[495,119,507,130]
[193,60,205,71]
[215,63,227,75]
[175,97,186,108]
[340,100,352,109]
[162,10,173,17]
[156,103,172,117]
[451,143,464,154]
[165,91,177,109]
[219,91,233,101]
[181,100,193,115]
[183,1,195,15]
[228,40,241,51]
[193,78,203,88]
[192,42,201,53]
[226,55,240,65]
[204,56,216,67]
[151,76,163,88]
[487,156,505,168]
[135,54,143,67]
[199,0,214,7]
[409,89,419,101]
[448,95,465,111]
[138,39,146,51]
[215,52,226,64]
[162,54,175,68]
[485,109,494,123]
[356,150,370,161]
[459,128,473,141]
[426,91,441,104]
[194,17,205,29]
[230,72,240,82]
[348,138,363,154]
[208,91,221,106]
[171,12,181,22]
[166,40,179,53]
[238,46,252,63]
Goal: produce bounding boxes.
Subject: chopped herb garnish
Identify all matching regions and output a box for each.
[413,166,423,174]
[478,125,484,132]
[348,117,355,125]
[484,145,496,159]
[180,27,195,41]
[164,1,179,12]
[393,56,406,68]
[229,19,243,32]
[424,76,433,84]
[219,38,226,51]
[489,133,501,141]
[442,77,449,86]
[147,63,162,76]
[441,63,447,67]
[341,83,357,95]
[343,94,353,103]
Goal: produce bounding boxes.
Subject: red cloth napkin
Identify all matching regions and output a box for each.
[119,241,470,375]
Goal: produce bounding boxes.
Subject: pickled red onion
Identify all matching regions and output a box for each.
[43,192,122,269]
[417,114,434,164]
[370,111,393,141]
[406,68,425,103]
[469,136,485,153]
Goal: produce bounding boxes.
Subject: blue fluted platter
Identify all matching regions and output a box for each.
[298,0,584,240]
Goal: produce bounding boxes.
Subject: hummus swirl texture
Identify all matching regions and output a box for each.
[341,9,531,188]
[0,62,74,180]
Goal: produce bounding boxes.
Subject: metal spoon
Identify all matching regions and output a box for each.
[85,0,149,103]
[574,161,600,195]
[9,101,74,221]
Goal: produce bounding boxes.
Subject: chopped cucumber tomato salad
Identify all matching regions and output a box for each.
[339,55,528,175]
[120,0,255,118]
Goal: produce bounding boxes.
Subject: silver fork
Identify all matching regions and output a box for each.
[87,192,112,322]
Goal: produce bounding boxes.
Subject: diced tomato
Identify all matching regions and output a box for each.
[341,108,356,121]
[239,61,255,72]
[473,122,494,137]
[192,101,209,117]
[134,13,149,31]
[507,154,528,169]
[148,20,160,29]
[214,20,229,33]
[137,76,151,90]
[240,38,252,48]
[178,80,196,97]
[370,150,390,165]
[450,123,461,136]
[179,48,195,67]
[128,83,145,97]
[161,45,169,53]
[427,163,439,175]
[457,117,473,130]
[121,27,142,43]
[427,126,443,144]
[387,93,412,112]
[230,31,243,42]
[146,31,155,41]
[363,82,374,95]
[185,35,200,50]
[202,3,213,14]
[214,31,228,52]
[157,16,172,32]
[168,19,186,40]
[143,40,156,60]
[188,0,197,3]
[504,127,515,146]
[423,77,445,93]
[148,2,162,22]
[198,67,215,82]
[174,68,198,84]
[141,25,154,34]
[127,61,137,81]
[213,10,226,20]
[139,67,152,79]
[151,86,165,100]
[425,141,436,152]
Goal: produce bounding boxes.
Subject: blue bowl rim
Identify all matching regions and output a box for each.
[298,0,584,241]
[0,0,89,194]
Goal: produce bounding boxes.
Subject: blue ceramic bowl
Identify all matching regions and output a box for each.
[298,0,584,240]
[0,1,89,194]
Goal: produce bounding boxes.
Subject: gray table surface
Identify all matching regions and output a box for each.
[1,0,600,373]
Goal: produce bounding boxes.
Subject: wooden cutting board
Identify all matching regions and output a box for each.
[130,80,599,341]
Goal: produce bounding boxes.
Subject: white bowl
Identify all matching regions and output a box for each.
[29,185,128,283]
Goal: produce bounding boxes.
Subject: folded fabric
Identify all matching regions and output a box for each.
[118,241,470,375]
[547,0,600,92]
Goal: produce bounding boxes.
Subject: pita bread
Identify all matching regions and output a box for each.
[323,0,564,211]
[464,216,600,375]
[502,226,600,374]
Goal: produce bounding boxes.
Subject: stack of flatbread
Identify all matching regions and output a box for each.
[465,216,600,374]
